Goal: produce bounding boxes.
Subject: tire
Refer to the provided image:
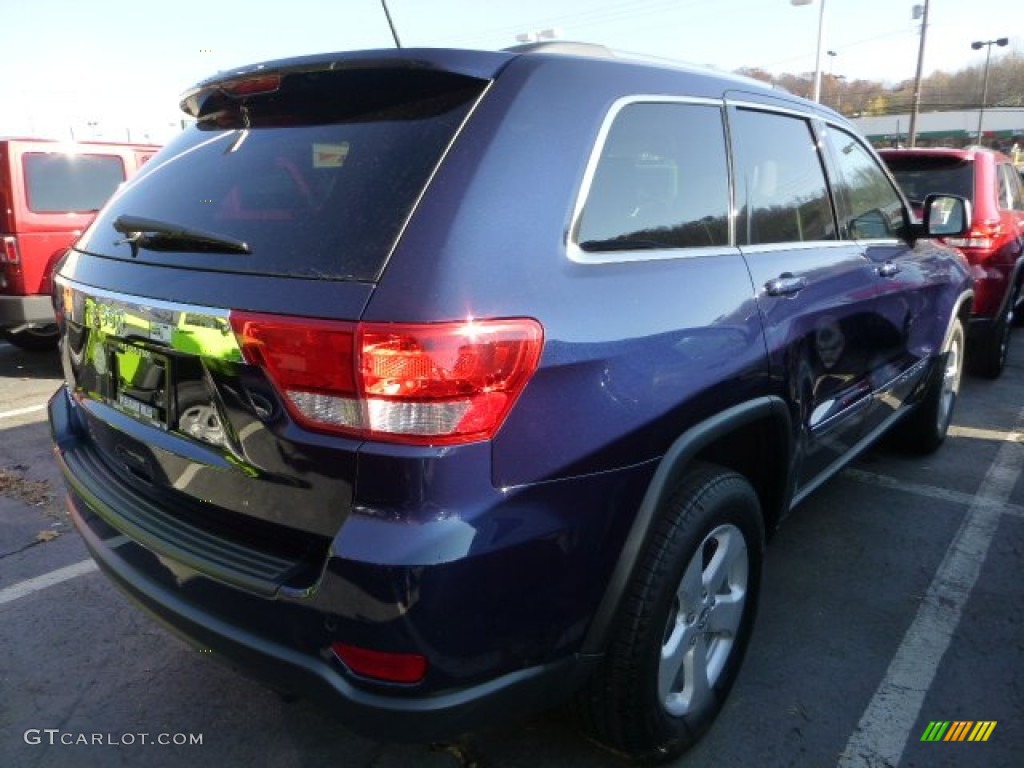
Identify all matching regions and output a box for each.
[577,463,764,763]
[2,325,60,351]
[893,317,964,455]
[971,301,1012,379]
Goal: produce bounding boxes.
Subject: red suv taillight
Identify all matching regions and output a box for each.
[2,235,20,264]
[229,313,544,445]
[944,220,1003,251]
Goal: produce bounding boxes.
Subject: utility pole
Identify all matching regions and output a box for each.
[908,1,929,148]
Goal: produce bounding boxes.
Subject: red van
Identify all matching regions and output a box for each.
[1,138,158,349]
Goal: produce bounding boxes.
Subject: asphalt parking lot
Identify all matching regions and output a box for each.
[1,337,1021,768]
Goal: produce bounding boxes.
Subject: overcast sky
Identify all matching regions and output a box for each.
[1,0,1016,139]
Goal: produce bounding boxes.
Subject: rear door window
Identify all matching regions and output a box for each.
[24,153,126,213]
[575,101,730,253]
[77,68,489,281]
[729,108,835,245]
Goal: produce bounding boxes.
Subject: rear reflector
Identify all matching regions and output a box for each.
[331,642,427,684]
[230,313,543,445]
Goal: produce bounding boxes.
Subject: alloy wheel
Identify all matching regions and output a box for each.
[659,523,748,716]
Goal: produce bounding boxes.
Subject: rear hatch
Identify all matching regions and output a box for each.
[54,52,501,594]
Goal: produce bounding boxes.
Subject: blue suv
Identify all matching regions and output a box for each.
[49,43,972,761]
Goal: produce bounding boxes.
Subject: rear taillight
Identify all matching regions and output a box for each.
[2,235,20,264]
[944,220,1003,250]
[230,313,543,445]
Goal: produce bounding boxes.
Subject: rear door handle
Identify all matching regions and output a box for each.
[765,274,808,297]
[878,261,901,278]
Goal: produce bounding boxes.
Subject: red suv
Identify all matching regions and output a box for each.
[1,138,158,350]
[880,147,1024,377]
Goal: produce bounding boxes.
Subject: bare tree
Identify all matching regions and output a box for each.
[735,47,1024,116]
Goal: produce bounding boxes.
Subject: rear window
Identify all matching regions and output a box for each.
[77,68,489,281]
[730,108,835,245]
[24,153,126,213]
[883,156,974,204]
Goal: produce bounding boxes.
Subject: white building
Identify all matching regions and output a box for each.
[852,108,1024,149]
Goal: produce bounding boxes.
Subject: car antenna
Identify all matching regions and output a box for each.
[381,0,402,48]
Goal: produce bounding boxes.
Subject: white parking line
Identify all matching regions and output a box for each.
[0,559,98,606]
[837,407,1024,767]
[948,424,1022,442]
[0,403,47,421]
[844,468,1024,520]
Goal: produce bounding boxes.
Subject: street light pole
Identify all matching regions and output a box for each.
[826,50,840,110]
[791,0,826,103]
[835,74,846,112]
[972,37,1009,145]
[908,1,930,148]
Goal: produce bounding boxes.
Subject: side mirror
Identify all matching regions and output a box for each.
[921,194,970,238]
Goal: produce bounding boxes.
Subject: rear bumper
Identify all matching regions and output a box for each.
[965,260,1016,321]
[49,386,622,741]
[67,495,592,741]
[0,294,55,329]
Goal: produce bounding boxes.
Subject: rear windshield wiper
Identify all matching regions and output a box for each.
[113,215,251,255]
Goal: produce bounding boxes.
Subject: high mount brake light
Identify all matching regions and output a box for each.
[220,75,282,97]
[230,313,543,445]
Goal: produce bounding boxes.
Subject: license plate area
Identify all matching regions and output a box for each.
[110,342,170,429]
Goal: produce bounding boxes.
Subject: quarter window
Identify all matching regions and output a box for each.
[576,102,730,252]
[822,127,906,240]
[730,108,835,245]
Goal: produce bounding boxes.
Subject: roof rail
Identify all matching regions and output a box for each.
[502,41,615,58]
[501,40,800,100]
